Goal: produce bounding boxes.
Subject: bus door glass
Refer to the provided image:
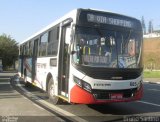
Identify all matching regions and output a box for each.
[32,39,38,82]
[58,23,71,96]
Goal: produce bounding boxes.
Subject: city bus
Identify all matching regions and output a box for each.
[18,8,143,104]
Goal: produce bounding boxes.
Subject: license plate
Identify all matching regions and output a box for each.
[111,93,123,99]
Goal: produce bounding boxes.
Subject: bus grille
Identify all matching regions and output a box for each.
[92,88,137,100]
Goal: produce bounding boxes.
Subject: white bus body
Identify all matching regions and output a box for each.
[18,8,143,104]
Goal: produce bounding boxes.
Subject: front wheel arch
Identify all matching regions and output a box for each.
[47,77,62,104]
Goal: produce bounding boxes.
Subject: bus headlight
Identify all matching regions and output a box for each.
[73,76,92,92]
[83,81,92,92]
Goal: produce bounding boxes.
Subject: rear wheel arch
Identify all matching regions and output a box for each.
[46,73,53,91]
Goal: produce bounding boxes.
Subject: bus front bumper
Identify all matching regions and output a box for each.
[70,85,143,104]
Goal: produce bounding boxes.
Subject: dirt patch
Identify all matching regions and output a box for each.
[144,37,160,70]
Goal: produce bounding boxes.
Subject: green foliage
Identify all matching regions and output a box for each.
[143,71,160,78]
[0,34,19,69]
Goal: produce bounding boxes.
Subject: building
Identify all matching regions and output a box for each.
[143,31,160,38]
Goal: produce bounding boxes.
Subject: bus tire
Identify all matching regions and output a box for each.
[48,78,62,104]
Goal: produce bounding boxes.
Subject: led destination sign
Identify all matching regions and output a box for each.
[87,14,133,28]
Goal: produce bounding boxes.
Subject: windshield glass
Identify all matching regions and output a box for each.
[72,26,142,68]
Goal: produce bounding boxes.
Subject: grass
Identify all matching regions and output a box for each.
[143,71,160,78]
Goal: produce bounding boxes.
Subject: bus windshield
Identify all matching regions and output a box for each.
[72,26,142,68]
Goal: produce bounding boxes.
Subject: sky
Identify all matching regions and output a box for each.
[0,0,160,43]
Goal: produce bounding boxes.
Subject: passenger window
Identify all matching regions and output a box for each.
[39,33,48,56]
[47,27,59,56]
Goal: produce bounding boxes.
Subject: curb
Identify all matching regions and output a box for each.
[11,75,88,122]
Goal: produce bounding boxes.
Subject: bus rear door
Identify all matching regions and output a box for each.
[32,39,38,82]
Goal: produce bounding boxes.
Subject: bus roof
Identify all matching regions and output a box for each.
[20,8,139,45]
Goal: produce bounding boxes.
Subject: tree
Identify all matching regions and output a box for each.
[141,16,146,34]
[0,34,19,70]
[148,20,154,33]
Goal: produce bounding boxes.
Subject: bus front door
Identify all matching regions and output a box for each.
[58,23,71,98]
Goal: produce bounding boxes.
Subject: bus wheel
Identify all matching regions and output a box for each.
[48,78,62,104]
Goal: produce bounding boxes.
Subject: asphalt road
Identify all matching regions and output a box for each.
[0,72,67,122]
[1,72,160,122]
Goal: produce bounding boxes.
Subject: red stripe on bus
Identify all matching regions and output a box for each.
[70,85,143,104]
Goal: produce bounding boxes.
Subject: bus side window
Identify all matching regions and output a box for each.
[29,40,34,57]
[39,32,48,57]
[48,26,59,56]
[24,42,29,56]
[19,46,21,55]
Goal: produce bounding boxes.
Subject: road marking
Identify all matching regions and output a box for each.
[137,100,160,107]
[147,89,160,92]
[0,82,10,84]
[15,77,88,122]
